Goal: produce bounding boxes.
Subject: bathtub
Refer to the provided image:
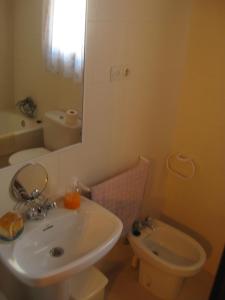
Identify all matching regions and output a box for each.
[0,110,43,159]
[0,110,42,136]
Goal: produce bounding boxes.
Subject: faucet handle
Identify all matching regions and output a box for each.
[45,201,57,210]
[144,216,156,230]
[144,216,153,223]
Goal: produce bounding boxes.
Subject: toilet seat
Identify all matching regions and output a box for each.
[9,148,50,165]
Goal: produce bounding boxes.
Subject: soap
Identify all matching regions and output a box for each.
[64,192,80,209]
[0,212,24,241]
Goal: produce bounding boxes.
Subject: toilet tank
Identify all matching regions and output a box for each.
[43,111,81,150]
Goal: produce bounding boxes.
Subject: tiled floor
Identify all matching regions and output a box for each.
[105,264,212,300]
[97,242,213,300]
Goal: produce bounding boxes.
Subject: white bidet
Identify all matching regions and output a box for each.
[128,220,206,299]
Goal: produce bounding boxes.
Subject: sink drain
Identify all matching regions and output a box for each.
[50,247,64,257]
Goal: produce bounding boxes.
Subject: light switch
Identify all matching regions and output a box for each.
[110,66,122,81]
[110,65,131,82]
[121,65,130,79]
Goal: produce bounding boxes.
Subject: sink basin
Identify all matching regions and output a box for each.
[0,197,123,287]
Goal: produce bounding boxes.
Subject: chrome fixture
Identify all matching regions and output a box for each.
[142,216,157,231]
[132,220,143,233]
[26,198,57,220]
[10,163,48,203]
[10,163,57,220]
[132,217,157,235]
[16,97,37,118]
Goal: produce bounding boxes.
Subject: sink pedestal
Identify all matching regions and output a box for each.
[26,267,108,300]
[28,280,70,300]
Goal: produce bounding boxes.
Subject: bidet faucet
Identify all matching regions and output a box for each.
[132,217,157,235]
[143,216,157,231]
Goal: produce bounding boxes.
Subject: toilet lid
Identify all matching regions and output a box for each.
[9,148,50,165]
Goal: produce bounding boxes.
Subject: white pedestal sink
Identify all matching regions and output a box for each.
[0,197,123,300]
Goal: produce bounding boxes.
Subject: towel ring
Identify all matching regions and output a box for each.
[166,153,196,180]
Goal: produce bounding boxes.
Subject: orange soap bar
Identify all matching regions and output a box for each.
[64,192,80,210]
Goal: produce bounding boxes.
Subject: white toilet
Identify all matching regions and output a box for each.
[9,147,50,165]
[9,111,81,165]
[128,219,206,300]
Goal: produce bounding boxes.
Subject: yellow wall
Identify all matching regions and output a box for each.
[0,0,192,216]
[163,0,225,275]
[0,0,14,110]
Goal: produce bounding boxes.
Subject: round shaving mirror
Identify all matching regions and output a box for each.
[10,163,48,202]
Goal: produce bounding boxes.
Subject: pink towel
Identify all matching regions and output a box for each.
[91,157,149,235]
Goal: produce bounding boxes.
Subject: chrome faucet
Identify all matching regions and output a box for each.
[132,217,157,236]
[25,196,57,220]
[16,97,37,118]
[142,217,157,231]
[26,199,57,221]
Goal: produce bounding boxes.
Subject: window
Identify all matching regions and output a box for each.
[43,0,86,80]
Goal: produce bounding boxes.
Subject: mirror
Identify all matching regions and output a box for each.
[0,0,87,168]
[10,163,48,202]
